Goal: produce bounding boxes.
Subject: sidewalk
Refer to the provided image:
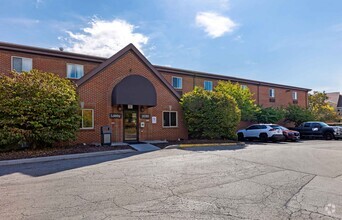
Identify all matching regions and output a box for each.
[0,149,136,166]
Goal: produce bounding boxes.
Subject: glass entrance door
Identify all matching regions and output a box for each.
[124,109,138,142]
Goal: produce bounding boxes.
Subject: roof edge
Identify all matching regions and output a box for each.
[154,65,311,92]
[0,41,106,63]
[76,44,181,100]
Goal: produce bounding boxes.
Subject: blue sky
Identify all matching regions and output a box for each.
[0,0,341,92]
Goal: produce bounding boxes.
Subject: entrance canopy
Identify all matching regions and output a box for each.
[112,75,157,107]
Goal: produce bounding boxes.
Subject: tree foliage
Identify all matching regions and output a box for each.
[214,81,257,121]
[254,106,285,124]
[284,104,315,126]
[0,70,81,149]
[180,87,241,140]
[308,91,338,122]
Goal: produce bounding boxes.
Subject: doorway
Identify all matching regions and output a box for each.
[123,107,138,142]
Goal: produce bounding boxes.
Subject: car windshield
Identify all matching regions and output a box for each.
[319,122,329,127]
[270,125,288,131]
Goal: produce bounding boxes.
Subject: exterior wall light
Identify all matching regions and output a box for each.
[117,105,122,112]
[140,106,145,112]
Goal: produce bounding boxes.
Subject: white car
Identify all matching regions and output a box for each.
[237,124,285,142]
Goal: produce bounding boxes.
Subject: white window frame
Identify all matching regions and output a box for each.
[241,85,248,90]
[11,56,32,72]
[162,111,178,128]
[269,88,275,98]
[81,109,94,129]
[204,81,213,91]
[67,63,84,79]
[292,91,298,100]
[172,76,182,89]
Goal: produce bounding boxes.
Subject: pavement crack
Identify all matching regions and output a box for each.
[284,174,316,209]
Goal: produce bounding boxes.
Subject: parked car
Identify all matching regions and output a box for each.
[292,121,342,140]
[272,125,300,141]
[237,124,285,142]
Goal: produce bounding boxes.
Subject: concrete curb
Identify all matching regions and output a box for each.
[0,149,137,166]
[165,142,245,149]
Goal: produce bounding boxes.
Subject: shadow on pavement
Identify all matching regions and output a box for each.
[0,151,150,177]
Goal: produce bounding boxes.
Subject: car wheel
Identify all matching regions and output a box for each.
[324,132,334,140]
[237,133,244,141]
[259,133,268,142]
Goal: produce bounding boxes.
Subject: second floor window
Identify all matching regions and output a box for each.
[241,85,248,90]
[292,91,298,100]
[172,76,182,89]
[269,88,275,98]
[204,81,213,91]
[12,56,32,72]
[67,64,84,79]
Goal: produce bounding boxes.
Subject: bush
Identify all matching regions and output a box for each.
[254,106,285,124]
[0,70,81,149]
[285,104,315,126]
[180,87,241,140]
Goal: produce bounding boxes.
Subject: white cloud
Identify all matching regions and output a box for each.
[61,18,149,57]
[195,11,237,38]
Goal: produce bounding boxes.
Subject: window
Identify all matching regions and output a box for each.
[292,91,298,100]
[12,56,32,72]
[247,125,259,130]
[172,76,182,89]
[241,85,248,90]
[304,123,311,128]
[259,125,267,129]
[67,64,84,79]
[204,81,213,91]
[269,88,275,98]
[81,109,94,129]
[163,111,178,127]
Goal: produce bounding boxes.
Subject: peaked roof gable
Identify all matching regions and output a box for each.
[76,43,181,100]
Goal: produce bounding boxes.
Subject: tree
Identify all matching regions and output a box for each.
[180,87,241,140]
[214,81,257,121]
[0,70,81,149]
[254,106,285,124]
[285,105,315,126]
[309,91,338,122]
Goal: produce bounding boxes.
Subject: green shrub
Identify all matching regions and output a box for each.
[254,106,285,124]
[285,104,315,126]
[0,70,81,149]
[180,87,241,140]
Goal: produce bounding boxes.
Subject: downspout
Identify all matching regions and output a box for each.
[193,73,196,90]
[257,83,260,105]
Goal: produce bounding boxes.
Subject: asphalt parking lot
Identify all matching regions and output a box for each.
[0,140,341,219]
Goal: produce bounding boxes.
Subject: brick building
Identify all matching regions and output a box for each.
[326,92,342,122]
[0,42,311,144]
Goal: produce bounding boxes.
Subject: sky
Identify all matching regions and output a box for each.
[0,0,341,92]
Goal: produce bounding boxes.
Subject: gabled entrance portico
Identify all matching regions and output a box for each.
[111,75,157,142]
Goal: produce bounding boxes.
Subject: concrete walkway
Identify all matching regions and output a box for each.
[129,143,160,152]
[0,149,135,166]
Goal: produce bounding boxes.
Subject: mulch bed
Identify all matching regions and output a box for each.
[154,139,236,149]
[0,144,133,161]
